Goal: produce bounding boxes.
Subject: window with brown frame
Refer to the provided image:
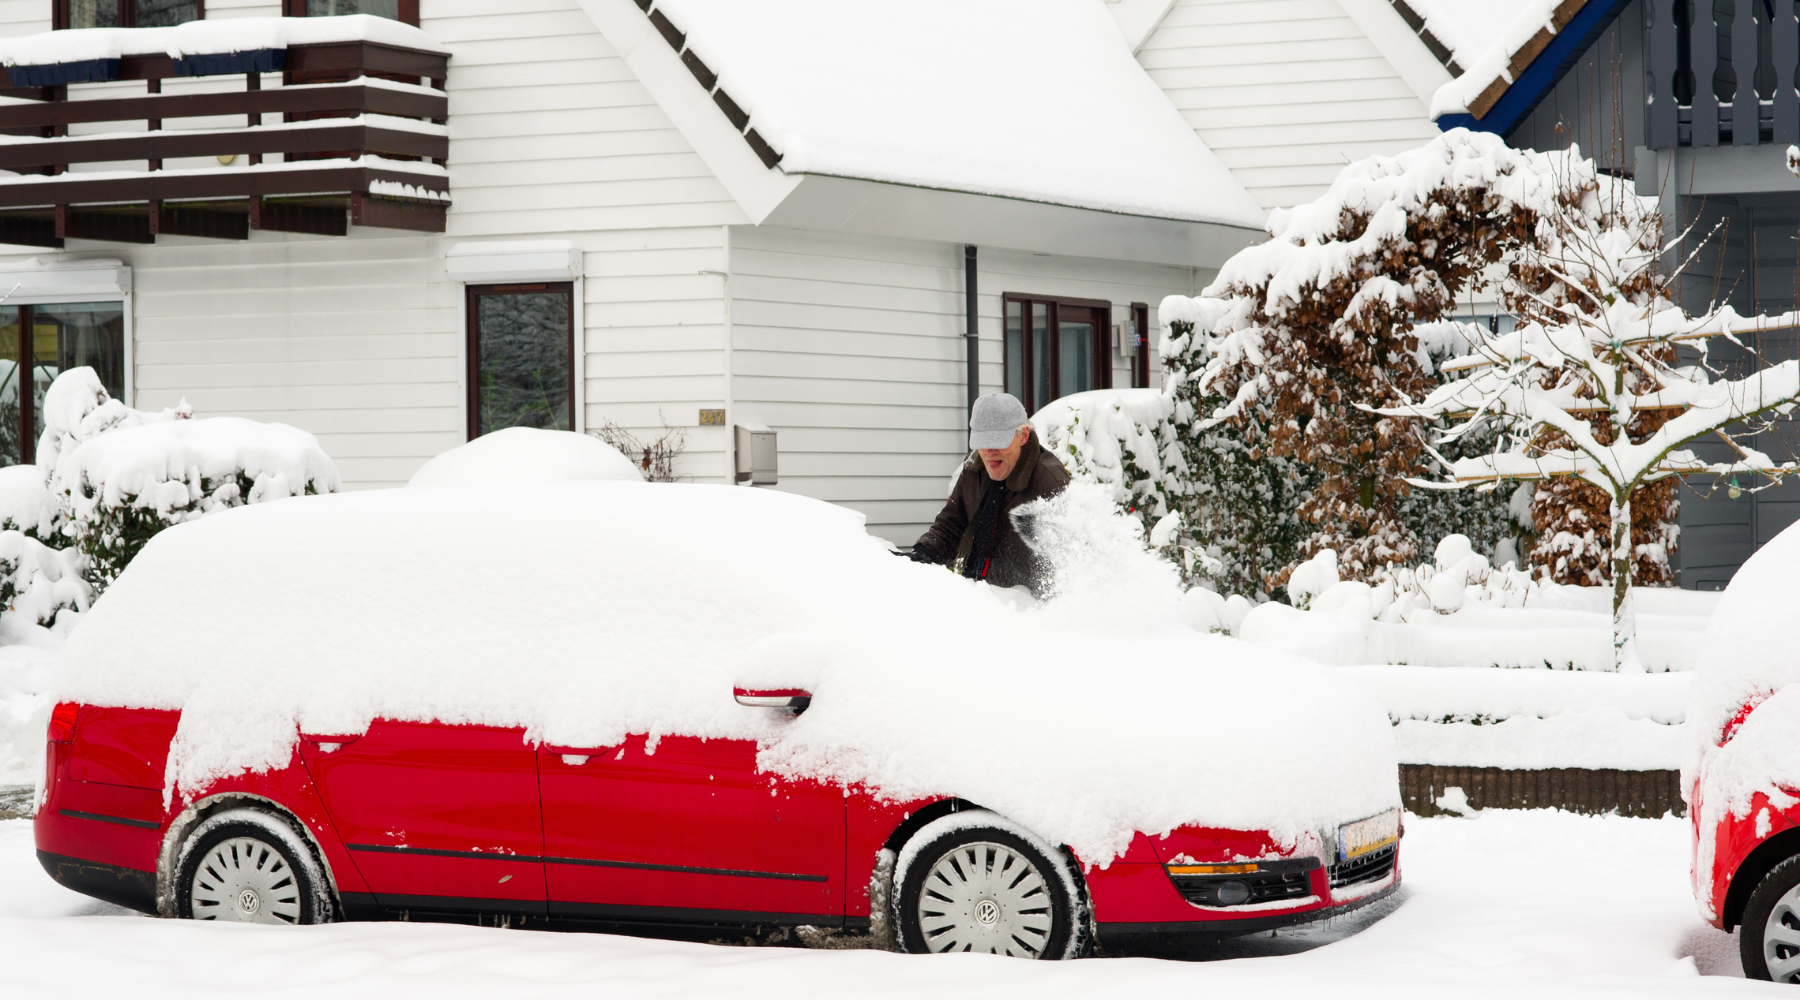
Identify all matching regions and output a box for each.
[282,0,418,24]
[56,0,202,29]
[467,283,575,440]
[1002,294,1112,414]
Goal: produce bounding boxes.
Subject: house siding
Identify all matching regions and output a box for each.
[1137,0,1442,210]
[728,226,1203,544]
[0,0,743,489]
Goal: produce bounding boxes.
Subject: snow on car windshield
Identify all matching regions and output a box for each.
[54,481,1398,865]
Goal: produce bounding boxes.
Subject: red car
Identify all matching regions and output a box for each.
[34,482,1401,958]
[1690,689,1800,983]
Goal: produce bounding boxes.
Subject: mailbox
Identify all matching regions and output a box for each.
[735,424,778,485]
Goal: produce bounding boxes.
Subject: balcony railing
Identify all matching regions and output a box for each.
[1646,0,1800,148]
[0,17,449,247]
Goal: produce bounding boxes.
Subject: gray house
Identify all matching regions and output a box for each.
[1424,0,1800,589]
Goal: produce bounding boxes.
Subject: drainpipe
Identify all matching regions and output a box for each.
[964,245,979,410]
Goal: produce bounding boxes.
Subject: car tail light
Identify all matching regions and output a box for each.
[47,702,79,742]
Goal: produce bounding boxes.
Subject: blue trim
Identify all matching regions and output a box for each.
[4,46,284,87]
[172,48,285,77]
[1434,0,1630,137]
[5,58,120,87]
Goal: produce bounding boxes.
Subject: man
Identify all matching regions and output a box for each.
[909,392,1069,594]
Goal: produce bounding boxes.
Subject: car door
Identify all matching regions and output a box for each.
[538,734,844,923]
[301,720,546,915]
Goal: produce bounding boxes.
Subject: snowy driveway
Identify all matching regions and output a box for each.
[0,809,1766,998]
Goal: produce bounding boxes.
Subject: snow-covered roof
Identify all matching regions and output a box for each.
[1427,0,1626,131]
[650,0,1264,229]
[1405,0,1538,76]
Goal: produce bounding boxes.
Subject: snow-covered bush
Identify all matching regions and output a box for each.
[1159,305,1317,598]
[1281,534,1538,624]
[1030,389,1177,540]
[0,435,86,627]
[1367,533,1538,620]
[0,531,88,628]
[32,368,340,592]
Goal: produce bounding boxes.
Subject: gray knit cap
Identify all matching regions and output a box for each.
[968,392,1029,449]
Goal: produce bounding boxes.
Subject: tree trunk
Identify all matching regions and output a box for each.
[1610,490,1641,672]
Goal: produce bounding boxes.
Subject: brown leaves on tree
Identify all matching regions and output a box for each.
[1209,188,1538,588]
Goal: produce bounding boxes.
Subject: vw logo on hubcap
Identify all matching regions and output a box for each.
[238,889,261,914]
[974,898,1001,926]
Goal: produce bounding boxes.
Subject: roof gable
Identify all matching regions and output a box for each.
[641,0,1265,229]
[1430,0,1631,135]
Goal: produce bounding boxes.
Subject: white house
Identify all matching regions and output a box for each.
[0,0,1455,544]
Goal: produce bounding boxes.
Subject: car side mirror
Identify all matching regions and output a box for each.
[733,686,811,713]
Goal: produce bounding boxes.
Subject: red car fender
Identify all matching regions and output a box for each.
[1703,787,1800,929]
[844,790,943,919]
[154,737,369,915]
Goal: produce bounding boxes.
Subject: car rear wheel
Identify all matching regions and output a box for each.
[1742,854,1800,982]
[175,808,332,925]
[895,813,1083,959]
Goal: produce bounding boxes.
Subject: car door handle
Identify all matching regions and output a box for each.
[543,745,610,764]
[299,734,362,753]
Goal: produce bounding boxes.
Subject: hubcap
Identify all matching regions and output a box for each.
[1767,883,1800,983]
[189,836,302,924]
[916,840,1053,957]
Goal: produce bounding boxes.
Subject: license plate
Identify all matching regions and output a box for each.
[1337,808,1400,862]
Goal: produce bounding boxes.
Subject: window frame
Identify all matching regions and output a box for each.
[282,0,420,26]
[1130,301,1151,390]
[1001,293,1113,413]
[0,301,128,465]
[464,282,577,442]
[54,0,205,30]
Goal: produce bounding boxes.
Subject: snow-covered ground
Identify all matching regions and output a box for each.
[0,810,1752,996]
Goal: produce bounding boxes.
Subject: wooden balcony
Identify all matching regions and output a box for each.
[1645,0,1800,148]
[0,20,449,247]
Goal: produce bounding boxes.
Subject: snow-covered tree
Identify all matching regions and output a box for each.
[1385,171,1800,672]
[1174,130,1550,585]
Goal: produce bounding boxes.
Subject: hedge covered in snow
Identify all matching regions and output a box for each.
[0,368,339,622]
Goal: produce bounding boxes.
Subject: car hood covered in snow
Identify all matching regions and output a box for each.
[55,482,1398,865]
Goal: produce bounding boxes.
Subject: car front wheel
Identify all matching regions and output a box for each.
[894,812,1084,959]
[175,808,333,925]
[1743,854,1800,982]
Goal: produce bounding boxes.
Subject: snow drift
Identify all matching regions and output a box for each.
[407,428,642,488]
[54,482,1399,865]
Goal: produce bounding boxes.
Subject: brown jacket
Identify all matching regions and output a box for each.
[912,429,1070,594]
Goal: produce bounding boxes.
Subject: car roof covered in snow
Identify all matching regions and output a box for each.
[57,481,1397,862]
[651,0,1265,228]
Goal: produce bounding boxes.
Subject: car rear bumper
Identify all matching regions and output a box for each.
[36,849,158,914]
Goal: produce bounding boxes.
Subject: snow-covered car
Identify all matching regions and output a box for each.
[34,482,1401,957]
[1689,522,1800,982]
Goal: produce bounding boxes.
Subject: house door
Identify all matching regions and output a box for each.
[538,734,845,924]
[301,721,547,914]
